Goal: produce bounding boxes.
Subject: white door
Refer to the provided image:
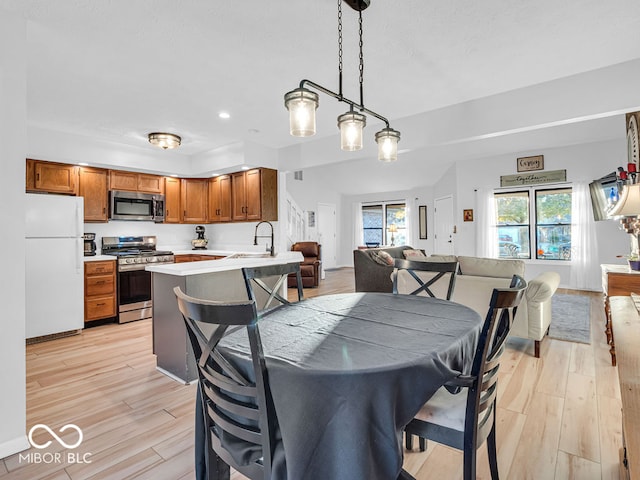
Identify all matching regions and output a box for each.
[434,196,455,255]
[317,203,337,271]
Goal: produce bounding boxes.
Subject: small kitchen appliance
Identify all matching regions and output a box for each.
[102,236,174,323]
[191,225,208,250]
[83,233,97,256]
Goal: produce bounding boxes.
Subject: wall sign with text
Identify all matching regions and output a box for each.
[500,169,566,187]
[517,155,544,172]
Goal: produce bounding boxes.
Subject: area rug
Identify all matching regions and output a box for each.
[548,293,591,344]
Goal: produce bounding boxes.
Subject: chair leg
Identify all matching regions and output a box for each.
[487,423,499,480]
[405,432,413,450]
[418,436,426,452]
[534,340,541,358]
[463,446,477,480]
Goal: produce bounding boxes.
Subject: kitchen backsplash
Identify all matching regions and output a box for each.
[85,221,280,253]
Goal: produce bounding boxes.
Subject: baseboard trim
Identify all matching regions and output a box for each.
[0,434,30,460]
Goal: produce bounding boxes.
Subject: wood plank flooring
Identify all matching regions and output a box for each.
[1,269,621,479]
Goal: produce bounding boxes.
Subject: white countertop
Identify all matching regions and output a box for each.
[146,251,303,276]
[170,249,240,256]
[84,255,116,262]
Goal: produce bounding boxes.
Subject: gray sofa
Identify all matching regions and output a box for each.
[353,246,420,292]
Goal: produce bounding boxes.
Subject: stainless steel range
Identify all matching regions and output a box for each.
[102,236,174,323]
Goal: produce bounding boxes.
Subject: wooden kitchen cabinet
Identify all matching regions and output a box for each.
[84,260,117,322]
[27,159,78,194]
[231,168,277,222]
[110,170,164,194]
[137,173,164,193]
[208,174,232,223]
[181,178,208,223]
[79,167,109,222]
[164,177,181,223]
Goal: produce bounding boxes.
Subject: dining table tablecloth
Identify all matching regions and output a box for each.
[205,292,483,480]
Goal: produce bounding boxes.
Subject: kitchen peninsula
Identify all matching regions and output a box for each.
[147,250,303,383]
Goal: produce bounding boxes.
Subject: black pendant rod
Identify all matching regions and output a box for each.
[297,78,390,128]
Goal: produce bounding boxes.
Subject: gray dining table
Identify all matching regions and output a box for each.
[197,292,483,480]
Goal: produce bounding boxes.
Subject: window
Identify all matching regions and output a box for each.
[362,202,406,246]
[494,187,572,260]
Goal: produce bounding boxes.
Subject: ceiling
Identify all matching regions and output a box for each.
[2,0,640,194]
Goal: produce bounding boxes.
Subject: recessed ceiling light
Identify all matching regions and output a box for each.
[78,162,89,166]
[211,173,220,177]
[169,174,179,177]
[219,112,230,119]
[241,166,250,171]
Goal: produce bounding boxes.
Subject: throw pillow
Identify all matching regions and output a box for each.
[403,249,426,259]
[370,250,395,266]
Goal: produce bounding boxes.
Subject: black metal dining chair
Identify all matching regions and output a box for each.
[174,286,281,480]
[392,258,459,299]
[242,263,303,311]
[402,275,527,480]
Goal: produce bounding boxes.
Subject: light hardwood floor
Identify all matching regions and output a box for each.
[1,270,621,479]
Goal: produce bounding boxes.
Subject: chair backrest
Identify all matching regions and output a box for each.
[392,258,459,299]
[243,262,303,311]
[292,241,321,261]
[174,286,278,480]
[465,274,526,449]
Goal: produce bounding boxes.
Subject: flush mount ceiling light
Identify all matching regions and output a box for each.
[148,132,181,150]
[284,0,401,162]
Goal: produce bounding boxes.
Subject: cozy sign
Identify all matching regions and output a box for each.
[500,169,566,187]
[517,155,544,172]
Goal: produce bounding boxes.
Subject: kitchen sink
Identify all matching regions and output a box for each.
[226,252,273,259]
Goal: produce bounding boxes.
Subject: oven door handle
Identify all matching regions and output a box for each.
[118,264,148,272]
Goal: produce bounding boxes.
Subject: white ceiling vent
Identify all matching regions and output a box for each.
[294,170,303,181]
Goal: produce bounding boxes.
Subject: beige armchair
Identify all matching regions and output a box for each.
[394,255,561,357]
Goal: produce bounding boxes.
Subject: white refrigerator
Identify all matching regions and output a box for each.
[25,193,85,338]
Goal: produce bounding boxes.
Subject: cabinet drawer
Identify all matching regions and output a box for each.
[86,275,115,296]
[85,296,116,321]
[85,261,115,275]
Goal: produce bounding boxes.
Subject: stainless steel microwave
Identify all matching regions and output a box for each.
[109,190,165,222]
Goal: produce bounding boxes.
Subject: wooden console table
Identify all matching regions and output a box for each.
[601,264,640,366]
[609,296,640,480]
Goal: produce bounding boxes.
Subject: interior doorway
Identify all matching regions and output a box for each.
[434,195,455,255]
[317,203,337,272]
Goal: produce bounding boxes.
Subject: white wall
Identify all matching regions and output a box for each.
[0,9,29,458]
[285,137,628,291]
[454,139,627,290]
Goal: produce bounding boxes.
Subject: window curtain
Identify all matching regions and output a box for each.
[404,200,412,246]
[476,187,498,258]
[570,181,599,290]
[353,201,363,249]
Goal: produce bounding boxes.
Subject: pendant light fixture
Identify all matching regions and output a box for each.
[284,0,401,161]
[148,132,181,150]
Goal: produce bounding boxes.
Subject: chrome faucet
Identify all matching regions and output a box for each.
[254,221,275,256]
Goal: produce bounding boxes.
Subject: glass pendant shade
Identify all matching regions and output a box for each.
[284,88,319,137]
[148,132,181,150]
[375,127,401,162]
[337,111,366,151]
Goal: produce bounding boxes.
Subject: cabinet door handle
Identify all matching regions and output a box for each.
[36,173,40,181]
[96,302,106,306]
